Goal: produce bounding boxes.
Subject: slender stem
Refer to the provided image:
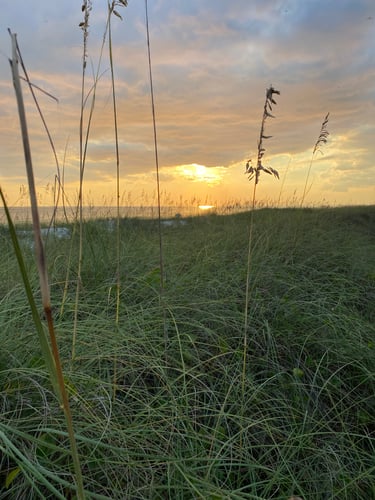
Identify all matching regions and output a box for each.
[145,0,166,344]
[242,86,280,404]
[242,180,257,398]
[300,153,314,208]
[108,3,122,399]
[72,4,90,363]
[277,155,292,207]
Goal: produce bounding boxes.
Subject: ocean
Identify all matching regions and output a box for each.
[0,204,245,225]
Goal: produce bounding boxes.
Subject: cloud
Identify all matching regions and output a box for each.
[1,0,374,207]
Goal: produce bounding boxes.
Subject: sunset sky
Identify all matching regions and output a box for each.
[0,0,374,209]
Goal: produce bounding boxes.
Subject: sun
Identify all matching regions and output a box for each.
[176,163,225,185]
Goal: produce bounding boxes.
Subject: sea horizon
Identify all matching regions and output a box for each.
[2,202,372,226]
[0,203,252,225]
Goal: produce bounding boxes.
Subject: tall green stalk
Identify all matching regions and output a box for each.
[107,0,128,398]
[145,0,167,349]
[8,31,85,499]
[73,0,92,364]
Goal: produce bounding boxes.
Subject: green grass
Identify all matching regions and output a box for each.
[1,205,374,498]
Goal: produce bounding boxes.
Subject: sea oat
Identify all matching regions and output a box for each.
[242,85,281,423]
[313,112,330,155]
[246,85,280,185]
[300,112,330,207]
[80,1,92,69]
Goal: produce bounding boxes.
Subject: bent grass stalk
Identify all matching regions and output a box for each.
[243,86,280,397]
[8,32,85,499]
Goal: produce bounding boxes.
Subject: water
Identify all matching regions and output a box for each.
[0,205,241,225]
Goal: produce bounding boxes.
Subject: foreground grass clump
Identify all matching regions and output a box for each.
[0,206,374,498]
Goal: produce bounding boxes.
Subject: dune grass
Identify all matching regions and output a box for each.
[1,205,374,498]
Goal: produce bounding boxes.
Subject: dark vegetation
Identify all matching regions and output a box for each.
[0,205,374,498]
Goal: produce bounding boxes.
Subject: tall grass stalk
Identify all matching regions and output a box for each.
[145,0,167,344]
[107,0,128,398]
[73,0,93,363]
[243,86,280,395]
[72,1,127,363]
[277,154,292,207]
[8,31,85,499]
[300,112,330,207]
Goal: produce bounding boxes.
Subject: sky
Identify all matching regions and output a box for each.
[0,0,374,209]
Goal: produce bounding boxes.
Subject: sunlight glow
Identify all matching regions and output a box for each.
[199,205,215,210]
[175,163,225,185]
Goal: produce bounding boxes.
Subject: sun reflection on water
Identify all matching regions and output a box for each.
[198,205,215,211]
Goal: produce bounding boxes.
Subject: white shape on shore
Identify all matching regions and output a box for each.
[16,226,71,249]
[161,214,188,227]
[17,227,71,239]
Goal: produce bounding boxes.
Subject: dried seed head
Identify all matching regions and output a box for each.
[113,9,123,20]
[245,86,280,184]
[313,112,330,155]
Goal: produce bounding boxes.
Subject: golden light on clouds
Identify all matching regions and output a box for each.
[175,163,226,185]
